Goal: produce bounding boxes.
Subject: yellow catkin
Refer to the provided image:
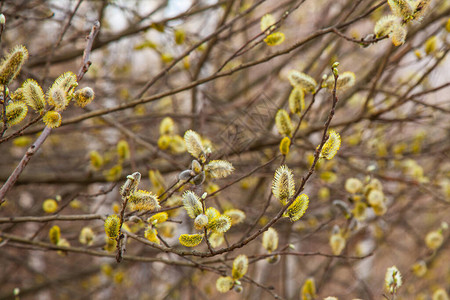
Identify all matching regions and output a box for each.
[74,87,94,107]
[320,171,337,183]
[104,214,121,239]
[320,130,341,160]
[194,214,209,230]
[43,199,58,213]
[262,227,278,252]
[5,101,27,126]
[327,71,356,90]
[385,265,402,293]
[432,289,449,300]
[49,225,61,245]
[42,111,62,128]
[47,87,68,111]
[223,209,246,225]
[272,165,295,205]
[128,190,160,211]
[104,236,117,252]
[209,232,224,248]
[216,276,234,293]
[161,53,173,63]
[149,169,166,195]
[424,35,437,55]
[425,230,443,250]
[79,227,95,245]
[301,278,316,300]
[191,160,202,174]
[101,264,113,276]
[13,136,32,147]
[367,189,384,206]
[117,140,130,161]
[260,14,276,32]
[148,212,168,225]
[264,32,285,46]
[289,87,305,115]
[207,215,232,233]
[318,186,330,201]
[345,178,363,194]
[206,207,220,221]
[183,56,190,69]
[414,49,423,59]
[388,0,413,21]
[11,88,24,101]
[113,270,124,284]
[158,135,171,150]
[275,109,293,137]
[0,45,28,85]
[232,255,248,279]
[352,202,367,221]
[206,182,220,194]
[56,238,70,256]
[52,71,78,93]
[159,117,175,135]
[330,233,346,255]
[287,70,317,93]
[284,194,309,221]
[411,260,427,277]
[145,227,160,244]
[412,0,431,20]
[372,202,387,216]
[174,29,185,44]
[169,134,186,154]
[89,150,103,170]
[182,191,203,219]
[69,199,82,209]
[391,24,407,46]
[22,79,46,112]
[374,15,398,38]
[184,130,205,160]
[179,233,203,247]
[279,137,291,156]
[205,160,234,178]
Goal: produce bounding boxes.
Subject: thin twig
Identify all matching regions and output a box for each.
[77,20,100,81]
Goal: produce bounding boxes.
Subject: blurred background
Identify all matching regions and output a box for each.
[0,0,449,299]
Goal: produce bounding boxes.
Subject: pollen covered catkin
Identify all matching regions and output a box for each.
[0,45,28,85]
[104,215,121,239]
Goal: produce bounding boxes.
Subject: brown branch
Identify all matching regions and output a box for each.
[77,20,100,81]
[0,213,104,224]
[0,114,42,144]
[0,126,52,204]
[0,232,195,267]
[331,28,388,45]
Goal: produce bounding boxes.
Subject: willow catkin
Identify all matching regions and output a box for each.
[0,45,28,85]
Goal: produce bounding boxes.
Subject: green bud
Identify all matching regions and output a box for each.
[332,67,339,77]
